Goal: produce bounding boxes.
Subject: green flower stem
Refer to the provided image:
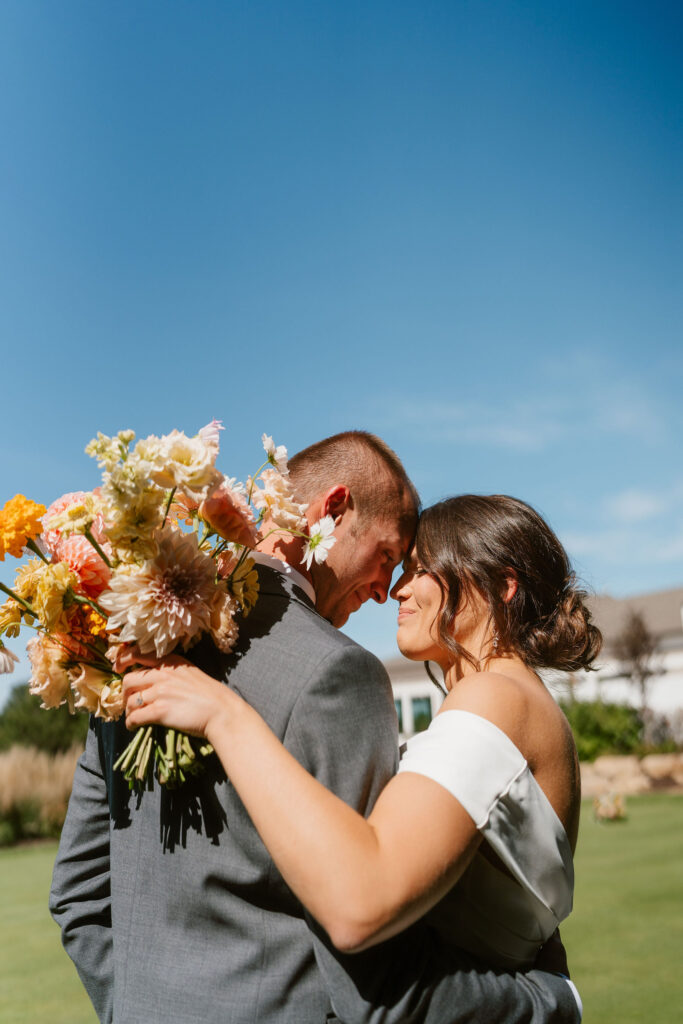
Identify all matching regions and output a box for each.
[84,529,112,568]
[111,727,212,789]
[166,728,177,777]
[26,538,51,563]
[70,592,107,619]
[161,487,177,530]
[114,726,146,773]
[247,459,270,503]
[0,581,35,615]
[136,727,154,781]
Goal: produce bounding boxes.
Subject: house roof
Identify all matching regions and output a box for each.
[587,587,683,649]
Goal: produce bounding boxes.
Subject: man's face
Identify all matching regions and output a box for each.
[312,496,416,628]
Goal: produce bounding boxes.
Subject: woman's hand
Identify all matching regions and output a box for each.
[123,652,239,741]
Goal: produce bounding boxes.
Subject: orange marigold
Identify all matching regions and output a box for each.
[84,606,108,637]
[55,605,108,660]
[0,494,47,560]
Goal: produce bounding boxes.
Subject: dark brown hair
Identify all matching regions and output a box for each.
[289,431,420,530]
[416,495,602,673]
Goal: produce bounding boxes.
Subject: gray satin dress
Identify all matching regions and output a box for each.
[398,709,575,970]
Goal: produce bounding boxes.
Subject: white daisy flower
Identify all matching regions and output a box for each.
[262,434,290,475]
[0,641,19,675]
[301,515,337,571]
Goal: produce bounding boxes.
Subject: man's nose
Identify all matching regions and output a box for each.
[371,566,393,604]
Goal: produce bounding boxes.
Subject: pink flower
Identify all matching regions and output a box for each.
[198,419,224,451]
[55,534,111,597]
[169,490,200,526]
[200,480,260,548]
[42,491,108,556]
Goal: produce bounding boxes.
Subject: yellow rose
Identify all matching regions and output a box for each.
[32,562,78,632]
[0,601,22,639]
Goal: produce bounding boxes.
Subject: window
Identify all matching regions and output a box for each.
[394,699,404,733]
[411,697,432,733]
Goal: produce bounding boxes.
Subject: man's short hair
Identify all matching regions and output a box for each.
[288,431,420,526]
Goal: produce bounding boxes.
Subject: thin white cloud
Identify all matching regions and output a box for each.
[378,352,673,454]
[604,488,668,524]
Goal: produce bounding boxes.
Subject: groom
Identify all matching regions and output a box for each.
[50,431,579,1023]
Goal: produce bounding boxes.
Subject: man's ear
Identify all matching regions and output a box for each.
[502,573,518,604]
[321,485,351,525]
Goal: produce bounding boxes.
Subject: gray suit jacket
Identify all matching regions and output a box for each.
[50,566,579,1024]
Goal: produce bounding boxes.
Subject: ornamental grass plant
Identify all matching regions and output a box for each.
[0,744,82,846]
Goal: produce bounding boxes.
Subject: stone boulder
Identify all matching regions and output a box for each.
[640,753,683,787]
[580,755,652,797]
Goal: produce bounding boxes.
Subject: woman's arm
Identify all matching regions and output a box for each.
[123,657,481,952]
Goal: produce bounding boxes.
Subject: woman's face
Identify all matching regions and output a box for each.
[390,551,451,670]
[390,549,491,674]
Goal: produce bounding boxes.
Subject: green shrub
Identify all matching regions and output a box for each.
[560,700,643,761]
[0,681,88,754]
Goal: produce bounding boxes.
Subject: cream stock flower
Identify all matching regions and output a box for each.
[0,641,19,674]
[86,430,136,470]
[27,636,72,708]
[70,664,124,720]
[251,469,308,532]
[99,529,216,657]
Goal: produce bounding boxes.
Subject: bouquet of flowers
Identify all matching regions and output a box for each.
[0,422,335,788]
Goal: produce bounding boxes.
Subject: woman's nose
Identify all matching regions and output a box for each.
[390,571,409,602]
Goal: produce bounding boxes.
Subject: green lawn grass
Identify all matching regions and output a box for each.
[1,795,681,1023]
[563,792,683,1023]
[0,842,96,1024]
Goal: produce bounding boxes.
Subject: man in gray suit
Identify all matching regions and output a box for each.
[51,431,579,1023]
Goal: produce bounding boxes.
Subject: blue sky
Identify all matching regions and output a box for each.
[1,1,681,705]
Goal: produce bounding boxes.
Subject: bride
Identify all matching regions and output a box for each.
[123,494,600,1013]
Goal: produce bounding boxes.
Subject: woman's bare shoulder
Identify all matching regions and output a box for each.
[440,669,536,743]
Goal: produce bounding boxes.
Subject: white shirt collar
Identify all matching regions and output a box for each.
[249,551,316,605]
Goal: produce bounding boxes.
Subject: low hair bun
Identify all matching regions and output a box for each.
[524,582,602,673]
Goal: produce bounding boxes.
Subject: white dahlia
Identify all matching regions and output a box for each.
[99,529,217,657]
